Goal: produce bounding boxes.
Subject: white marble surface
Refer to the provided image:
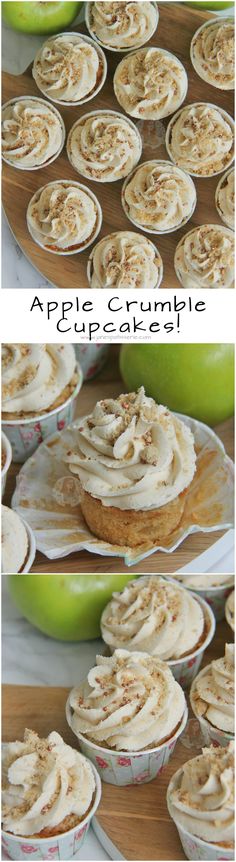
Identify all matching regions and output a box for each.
[2,576,110,861]
[2,5,234,289]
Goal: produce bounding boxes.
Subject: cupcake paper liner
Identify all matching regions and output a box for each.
[167,772,234,861]
[72,345,109,380]
[225,591,234,632]
[121,160,196,235]
[190,668,234,749]
[190,17,234,91]
[11,413,234,567]
[2,367,83,464]
[1,763,101,861]
[166,596,215,689]
[66,699,188,786]
[67,110,143,183]
[167,577,234,622]
[26,181,102,256]
[166,104,235,178]
[33,32,107,107]
[1,432,12,498]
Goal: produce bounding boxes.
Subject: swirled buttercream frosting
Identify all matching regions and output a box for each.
[191,18,234,90]
[67,649,186,750]
[114,47,187,120]
[67,112,141,181]
[173,575,234,589]
[88,231,162,288]
[2,344,76,415]
[1,98,64,168]
[66,387,196,511]
[88,2,158,50]
[2,729,95,837]
[216,168,234,229]
[101,576,205,659]
[1,505,28,574]
[175,224,234,288]
[191,644,234,734]
[33,33,104,103]
[168,742,234,845]
[27,182,100,252]
[123,161,196,232]
[167,103,234,176]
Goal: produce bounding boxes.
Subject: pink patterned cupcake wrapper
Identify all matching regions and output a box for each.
[2,371,82,464]
[189,586,233,622]
[176,824,234,861]
[72,708,188,787]
[1,822,89,861]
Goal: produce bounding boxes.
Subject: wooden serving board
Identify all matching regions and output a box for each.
[2,619,233,860]
[3,349,234,574]
[2,3,234,290]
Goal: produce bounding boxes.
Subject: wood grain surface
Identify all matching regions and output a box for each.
[2,618,234,860]
[2,3,234,289]
[2,348,234,574]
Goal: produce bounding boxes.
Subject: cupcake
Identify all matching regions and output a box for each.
[87,231,163,288]
[2,729,101,861]
[32,32,107,106]
[215,168,234,229]
[66,649,188,785]
[114,47,187,120]
[65,386,197,547]
[225,591,234,632]
[86,2,159,52]
[190,17,234,90]
[1,97,65,170]
[1,505,36,573]
[1,432,12,499]
[122,161,196,234]
[27,180,102,255]
[100,575,215,687]
[67,111,142,182]
[174,224,234,288]
[190,644,234,747]
[166,102,234,177]
[2,344,82,463]
[171,575,235,621]
[167,743,234,861]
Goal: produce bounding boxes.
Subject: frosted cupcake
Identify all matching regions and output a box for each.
[2,344,82,463]
[166,102,234,177]
[167,743,234,861]
[66,649,187,785]
[86,2,159,52]
[65,387,196,547]
[2,729,101,860]
[87,231,163,288]
[171,575,234,621]
[215,168,234,229]
[190,644,234,748]
[1,505,36,574]
[1,97,65,170]
[27,180,102,254]
[225,591,234,632]
[174,224,234,288]
[191,17,234,90]
[67,111,142,182]
[32,32,107,105]
[122,161,196,234]
[114,47,187,120]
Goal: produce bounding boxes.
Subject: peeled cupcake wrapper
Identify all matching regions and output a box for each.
[11,413,234,565]
[167,770,234,861]
[1,96,66,171]
[2,365,83,464]
[66,697,188,786]
[33,32,107,107]
[190,666,234,750]
[85,2,159,53]
[1,762,101,862]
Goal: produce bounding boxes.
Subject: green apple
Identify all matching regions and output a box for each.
[120,344,234,426]
[2,2,82,35]
[185,2,233,9]
[8,574,136,641]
